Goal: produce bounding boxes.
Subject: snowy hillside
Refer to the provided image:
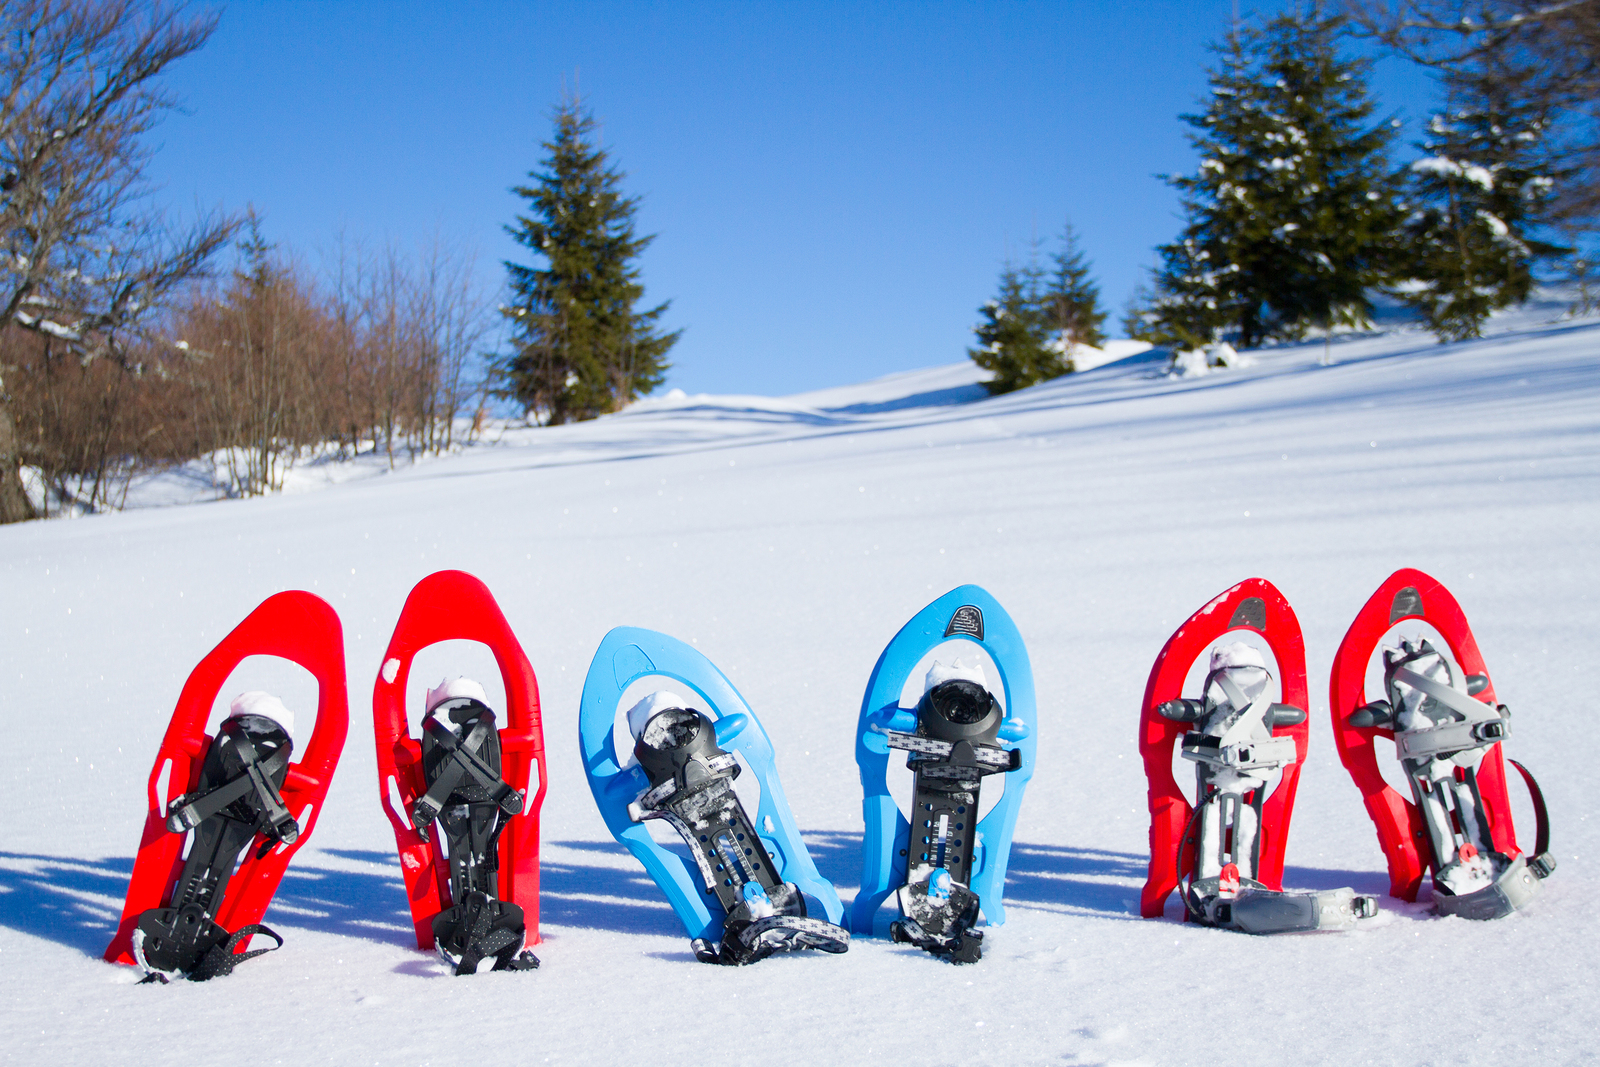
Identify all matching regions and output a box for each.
[2,307,1597,1066]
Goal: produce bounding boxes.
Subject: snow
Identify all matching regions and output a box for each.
[924,659,988,694]
[1480,210,1511,239]
[625,690,691,740]
[1208,640,1265,675]
[1439,848,1495,896]
[2,293,1599,1065]
[424,677,490,714]
[1411,155,1497,190]
[228,690,294,740]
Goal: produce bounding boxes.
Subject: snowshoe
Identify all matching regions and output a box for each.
[133,695,297,981]
[412,679,540,973]
[374,570,546,971]
[1140,579,1376,933]
[105,592,349,978]
[1330,569,1553,919]
[578,628,848,965]
[851,586,1035,962]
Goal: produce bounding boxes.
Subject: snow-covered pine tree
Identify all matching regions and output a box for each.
[1137,7,1402,350]
[502,96,679,425]
[1042,223,1106,366]
[1399,71,1569,341]
[969,257,1060,395]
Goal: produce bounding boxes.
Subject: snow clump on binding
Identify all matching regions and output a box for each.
[924,659,987,693]
[626,689,692,740]
[229,690,294,740]
[426,676,491,715]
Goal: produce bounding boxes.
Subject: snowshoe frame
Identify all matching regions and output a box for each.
[1329,568,1545,905]
[105,591,349,967]
[374,570,547,951]
[1139,578,1309,919]
[851,585,1036,936]
[578,626,844,944]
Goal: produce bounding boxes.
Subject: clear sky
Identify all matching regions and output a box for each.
[143,1,1436,397]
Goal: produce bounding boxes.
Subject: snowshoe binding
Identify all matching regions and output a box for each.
[1331,569,1553,919]
[1141,579,1376,933]
[879,664,1020,962]
[105,590,349,980]
[414,679,540,974]
[132,694,298,981]
[852,586,1035,963]
[578,627,848,966]
[628,692,849,965]
[1167,646,1376,932]
[373,570,547,968]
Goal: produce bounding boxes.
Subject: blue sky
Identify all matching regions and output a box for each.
[144,1,1436,397]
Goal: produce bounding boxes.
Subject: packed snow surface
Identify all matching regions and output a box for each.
[3,302,1598,1065]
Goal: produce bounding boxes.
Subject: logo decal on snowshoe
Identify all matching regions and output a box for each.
[944,605,984,639]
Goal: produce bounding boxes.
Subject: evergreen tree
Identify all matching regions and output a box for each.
[1042,223,1107,361]
[1137,7,1403,349]
[968,256,1059,395]
[502,96,679,424]
[1399,72,1568,341]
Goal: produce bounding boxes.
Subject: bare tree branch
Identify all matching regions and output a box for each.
[0,0,238,522]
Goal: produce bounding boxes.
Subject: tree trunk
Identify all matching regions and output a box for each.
[0,389,37,523]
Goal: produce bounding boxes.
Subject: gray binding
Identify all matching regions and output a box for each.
[1163,646,1377,934]
[629,704,849,965]
[1354,638,1551,920]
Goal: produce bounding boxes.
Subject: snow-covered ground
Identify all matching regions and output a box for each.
[2,304,1597,1066]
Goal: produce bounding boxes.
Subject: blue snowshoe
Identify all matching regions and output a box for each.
[578,627,849,965]
[851,586,1036,962]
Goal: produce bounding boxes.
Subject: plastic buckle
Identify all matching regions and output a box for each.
[1528,853,1557,879]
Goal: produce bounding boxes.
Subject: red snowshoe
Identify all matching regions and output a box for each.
[1140,579,1375,932]
[1330,568,1553,919]
[374,570,546,972]
[104,592,349,979]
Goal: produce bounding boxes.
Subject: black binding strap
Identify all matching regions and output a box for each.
[166,727,296,846]
[445,892,540,975]
[140,924,284,983]
[191,924,284,981]
[1175,792,1212,922]
[411,716,523,835]
[1508,759,1556,878]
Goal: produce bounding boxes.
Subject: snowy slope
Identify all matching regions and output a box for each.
[2,310,1597,1066]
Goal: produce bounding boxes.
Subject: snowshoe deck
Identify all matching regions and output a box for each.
[1330,568,1553,918]
[578,627,846,963]
[105,592,349,974]
[851,585,1035,955]
[373,570,546,960]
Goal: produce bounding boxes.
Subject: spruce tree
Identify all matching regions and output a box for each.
[1400,73,1568,341]
[968,257,1059,395]
[1138,7,1402,349]
[1042,223,1107,362]
[503,96,679,424]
